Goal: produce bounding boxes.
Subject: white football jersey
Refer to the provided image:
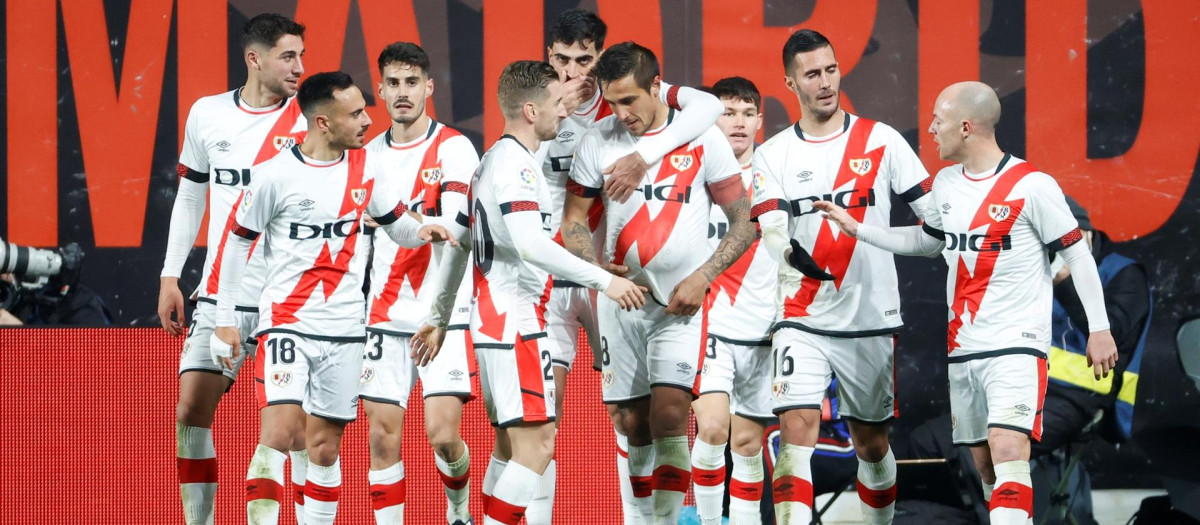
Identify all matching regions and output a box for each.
[469,136,555,345]
[708,163,778,342]
[570,114,742,304]
[178,89,307,308]
[364,122,478,335]
[750,113,934,336]
[923,155,1081,359]
[235,146,404,340]
[541,91,613,239]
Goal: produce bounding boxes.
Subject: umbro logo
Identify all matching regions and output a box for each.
[998,488,1020,497]
[299,199,315,207]
[449,369,464,378]
[796,170,813,182]
[676,362,692,373]
[558,130,575,140]
[941,203,952,214]
[1015,404,1031,412]
[216,140,231,152]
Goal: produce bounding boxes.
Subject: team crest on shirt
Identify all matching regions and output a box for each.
[848,157,873,176]
[670,154,694,171]
[988,204,1011,222]
[602,370,616,389]
[772,380,790,399]
[519,167,537,185]
[421,167,442,185]
[351,188,368,205]
[273,136,296,151]
[360,367,375,384]
[271,371,292,387]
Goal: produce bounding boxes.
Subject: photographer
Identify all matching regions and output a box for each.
[0,240,110,326]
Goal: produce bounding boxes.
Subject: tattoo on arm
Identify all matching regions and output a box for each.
[563,221,599,264]
[700,196,754,282]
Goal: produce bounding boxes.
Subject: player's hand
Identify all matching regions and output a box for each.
[602,153,650,203]
[158,277,186,336]
[419,224,458,246]
[1053,264,1071,285]
[604,262,630,276]
[604,276,647,311]
[363,216,380,228]
[410,323,447,367]
[785,239,835,281]
[1085,329,1119,381]
[560,75,596,114]
[211,326,242,370]
[813,201,859,237]
[666,272,710,316]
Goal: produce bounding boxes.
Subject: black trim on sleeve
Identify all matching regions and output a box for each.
[500,201,540,215]
[373,201,410,226]
[750,199,787,221]
[454,212,470,228]
[177,163,209,183]
[898,177,934,203]
[922,222,946,240]
[552,279,585,289]
[442,181,469,194]
[231,223,260,241]
[1046,228,1084,254]
[946,347,1044,364]
[566,178,601,198]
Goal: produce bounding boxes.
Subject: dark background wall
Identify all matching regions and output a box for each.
[2,0,1197,487]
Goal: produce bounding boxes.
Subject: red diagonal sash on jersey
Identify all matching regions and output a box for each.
[253,98,306,166]
[612,144,704,267]
[411,125,464,215]
[367,243,432,325]
[784,119,885,318]
[946,162,1037,352]
[473,265,507,341]
[712,238,759,305]
[271,149,374,325]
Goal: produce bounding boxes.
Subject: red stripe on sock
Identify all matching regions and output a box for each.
[178,457,218,484]
[246,478,283,502]
[438,469,470,491]
[369,479,406,510]
[305,482,341,503]
[692,465,726,487]
[293,483,304,505]
[653,464,691,493]
[729,478,763,501]
[630,475,653,498]
[989,481,1033,516]
[856,480,897,508]
[484,495,527,525]
[772,475,814,505]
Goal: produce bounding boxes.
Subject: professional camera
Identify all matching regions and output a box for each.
[0,238,85,311]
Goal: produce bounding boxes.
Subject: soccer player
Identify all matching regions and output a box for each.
[689,76,777,525]
[748,29,939,524]
[157,14,307,524]
[814,81,1118,525]
[561,43,754,525]
[209,71,453,525]
[536,9,723,524]
[424,60,645,525]
[359,42,479,524]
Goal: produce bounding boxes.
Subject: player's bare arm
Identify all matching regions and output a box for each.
[560,192,600,265]
[667,179,754,316]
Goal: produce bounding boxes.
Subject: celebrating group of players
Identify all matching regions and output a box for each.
[158,8,1120,525]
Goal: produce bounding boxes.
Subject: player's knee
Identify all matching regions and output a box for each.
[730,428,763,455]
[649,403,690,437]
[260,423,301,452]
[368,421,402,458]
[695,415,730,445]
[175,397,216,428]
[778,411,819,446]
[426,425,461,458]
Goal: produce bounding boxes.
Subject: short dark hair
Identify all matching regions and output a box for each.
[242,13,305,51]
[593,42,659,92]
[711,76,761,110]
[377,41,431,76]
[782,29,833,74]
[298,71,357,119]
[548,9,607,50]
[497,61,559,119]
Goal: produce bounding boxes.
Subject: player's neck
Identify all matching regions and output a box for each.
[961,141,1006,175]
[501,124,540,154]
[644,102,670,135]
[737,146,755,166]
[239,81,285,109]
[390,113,433,144]
[797,108,846,138]
[299,137,345,162]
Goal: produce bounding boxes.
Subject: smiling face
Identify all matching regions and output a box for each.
[785,45,840,121]
[250,33,305,98]
[716,97,762,160]
[601,74,662,137]
[378,62,432,126]
[533,80,568,141]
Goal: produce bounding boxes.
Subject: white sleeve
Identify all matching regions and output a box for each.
[1059,241,1111,332]
[883,127,936,221]
[750,147,792,263]
[633,82,723,165]
[700,128,743,187]
[567,130,605,193]
[502,208,613,291]
[856,223,945,257]
[1025,172,1080,244]
[376,210,428,249]
[160,177,208,278]
[214,234,252,327]
[427,242,470,328]
[432,136,478,241]
[178,102,209,173]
